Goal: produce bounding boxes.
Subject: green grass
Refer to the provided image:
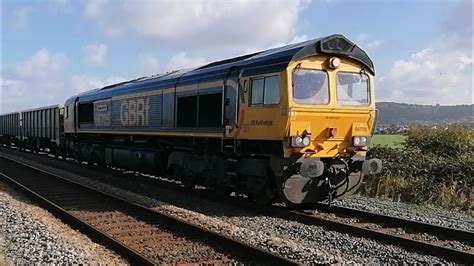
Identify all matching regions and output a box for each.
[371,134,405,147]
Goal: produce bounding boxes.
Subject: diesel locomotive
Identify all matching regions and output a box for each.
[0,34,382,206]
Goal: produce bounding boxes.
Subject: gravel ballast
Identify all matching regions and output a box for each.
[335,195,474,232]
[0,227,10,265]
[0,149,462,264]
[0,180,126,264]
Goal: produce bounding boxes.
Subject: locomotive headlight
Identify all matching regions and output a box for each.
[353,137,361,146]
[329,57,341,69]
[296,137,304,146]
[302,136,311,146]
[352,136,370,147]
[291,135,311,147]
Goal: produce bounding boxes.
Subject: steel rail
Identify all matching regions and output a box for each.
[1,147,472,263]
[0,172,155,265]
[311,202,474,245]
[282,209,474,263]
[0,154,298,265]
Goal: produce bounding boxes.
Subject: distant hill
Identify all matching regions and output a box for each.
[376,102,473,123]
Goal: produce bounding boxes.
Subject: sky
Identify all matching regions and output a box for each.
[1,0,473,113]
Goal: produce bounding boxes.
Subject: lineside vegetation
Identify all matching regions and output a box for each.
[364,127,473,213]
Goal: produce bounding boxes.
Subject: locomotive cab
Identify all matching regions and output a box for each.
[276,36,382,205]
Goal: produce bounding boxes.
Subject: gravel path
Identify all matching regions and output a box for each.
[0,181,126,264]
[1,151,459,264]
[335,195,474,232]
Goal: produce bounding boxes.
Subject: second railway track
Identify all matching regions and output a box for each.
[286,206,474,263]
[0,154,298,265]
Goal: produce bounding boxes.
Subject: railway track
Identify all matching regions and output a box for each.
[0,154,298,265]
[1,146,473,263]
[285,205,474,263]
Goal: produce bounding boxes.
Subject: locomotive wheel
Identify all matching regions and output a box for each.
[182,171,195,189]
[214,184,232,197]
[32,139,40,153]
[169,164,184,181]
[90,152,101,166]
[275,174,297,208]
[255,187,276,205]
[59,149,67,160]
[50,143,58,158]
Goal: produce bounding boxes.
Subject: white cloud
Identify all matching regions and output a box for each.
[137,52,207,74]
[84,0,308,52]
[378,46,472,105]
[357,33,383,50]
[70,74,127,92]
[268,34,309,50]
[14,49,68,79]
[1,49,125,113]
[166,52,207,71]
[290,34,310,44]
[137,53,160,75]
[377,1,473,106]
[2,49,69,112]
[1,78,25,97]
[82,44,108,66]
[366,39,382,49]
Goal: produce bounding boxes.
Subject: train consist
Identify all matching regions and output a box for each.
[0,34,382,206]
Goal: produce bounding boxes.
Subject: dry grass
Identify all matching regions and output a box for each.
[363,174,473,215]
[435,183,472,212]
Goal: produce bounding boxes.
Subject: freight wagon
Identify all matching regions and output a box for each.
[20,105,64,153]
[0,105,64,154]
[0,112,21,146]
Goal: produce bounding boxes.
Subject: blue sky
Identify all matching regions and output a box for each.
[1,0,472,112]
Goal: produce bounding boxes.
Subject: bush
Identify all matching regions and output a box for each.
[404,127,474,158]
[365,127,473,212]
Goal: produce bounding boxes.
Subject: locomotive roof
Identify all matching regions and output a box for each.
[70,34,374,103]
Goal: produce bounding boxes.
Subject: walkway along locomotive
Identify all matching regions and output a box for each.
[0,34,382,206]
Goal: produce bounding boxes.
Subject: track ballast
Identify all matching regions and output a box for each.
[0,154,297,265]
[1,146,473,263]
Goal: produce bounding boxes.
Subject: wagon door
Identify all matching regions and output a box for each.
[224,68,240,137]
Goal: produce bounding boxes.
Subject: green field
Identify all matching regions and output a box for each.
[371,134,405,147]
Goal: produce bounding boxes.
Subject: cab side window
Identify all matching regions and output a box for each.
[251,78,264,105]
[250,75,280,105]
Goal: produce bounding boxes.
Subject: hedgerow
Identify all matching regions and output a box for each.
[365,127,473,212]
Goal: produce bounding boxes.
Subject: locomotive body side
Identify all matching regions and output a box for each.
[0,34,381,206]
